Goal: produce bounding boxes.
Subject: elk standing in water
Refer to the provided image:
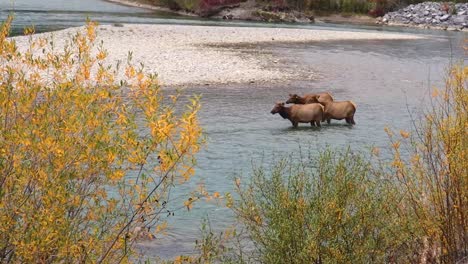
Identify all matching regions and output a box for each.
[270,102,324,128]
[286,92,333,105]
[320,99,357,125]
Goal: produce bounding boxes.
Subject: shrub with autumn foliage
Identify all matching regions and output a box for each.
[0,17,202,262]
[386,63,467,263]
[226,149,419,263]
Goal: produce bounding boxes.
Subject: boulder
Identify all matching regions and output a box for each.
[440,14,450,21]
[452,15,468,25]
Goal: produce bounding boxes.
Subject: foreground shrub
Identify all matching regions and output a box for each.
[230,149,418,263]
[387,63,467,263]
[0,17,202,262]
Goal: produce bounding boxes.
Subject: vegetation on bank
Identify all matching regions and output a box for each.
[185,63,467,263]
[145,0,468,17]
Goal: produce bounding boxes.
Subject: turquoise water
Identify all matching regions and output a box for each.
[2,0,467,259]
[1,0,178,35]
[148,36,466,258]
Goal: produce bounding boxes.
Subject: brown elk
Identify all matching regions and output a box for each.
[285,92,333,105]
[270,102,324,128]
[320,100,357,125]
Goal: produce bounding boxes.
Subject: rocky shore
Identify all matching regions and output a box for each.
[378,2,468,31]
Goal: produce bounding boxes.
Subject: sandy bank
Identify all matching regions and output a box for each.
[11,24,425,86]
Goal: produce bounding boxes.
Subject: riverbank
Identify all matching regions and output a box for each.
[12,24,424,86]
[107,0,468,31]
[105,0,316,22]
[105,0,378,24]
[104,0,198,16]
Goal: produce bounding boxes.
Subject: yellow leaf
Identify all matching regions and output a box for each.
[399,130,410,139]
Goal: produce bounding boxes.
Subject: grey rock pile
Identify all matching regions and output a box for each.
[378,2,468,30]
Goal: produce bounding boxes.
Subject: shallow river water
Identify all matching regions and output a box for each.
[147,35,466,258]
[2,0,467,259]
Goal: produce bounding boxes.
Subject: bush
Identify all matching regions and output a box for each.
[0,17,202,262]
[387,63,467,263]
[229,149,419,263]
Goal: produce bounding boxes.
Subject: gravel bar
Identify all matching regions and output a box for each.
[11,24,425,86]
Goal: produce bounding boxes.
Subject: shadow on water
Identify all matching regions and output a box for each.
[272,123,354,133]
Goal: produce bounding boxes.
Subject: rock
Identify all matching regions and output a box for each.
[440,14,450,21]
[452,15,468,25]
[255,10,282,22]
[253,10,311,23]
[457,10,467,16]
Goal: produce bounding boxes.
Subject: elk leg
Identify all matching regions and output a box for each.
[315,121,321,127]
[351,116,355,125]
[310,122,315,127]
[327,118,331,124]
[292,121,298,128]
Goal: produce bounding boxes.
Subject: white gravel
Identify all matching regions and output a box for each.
[11,24,424,86]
